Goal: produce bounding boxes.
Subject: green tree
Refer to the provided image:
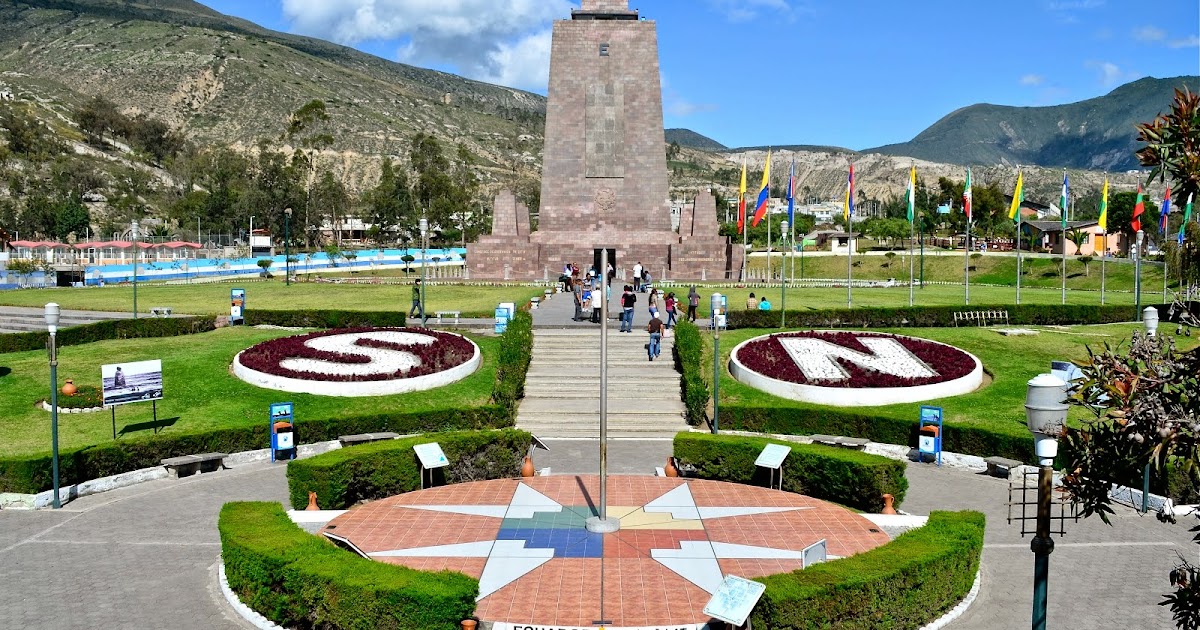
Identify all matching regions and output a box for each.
[53,198,89,241]
[1065,228,1090,256]
[73,95,124,146]
[1,103,66,161]
[1107,190,1160,245]
[366,157,412,247]
[312,171,349,246]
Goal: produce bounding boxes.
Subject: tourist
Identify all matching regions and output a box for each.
[746,292,757,310]
[646,313,663,361]
[648,287,659,320]
[759,296,772,311]
[633,261,643,292]
[410,279,423,319]
[687,287,700,322]
[573,281,583,321]
[620,284,636,332]
[664,292,678,328]
[642,270,652,291]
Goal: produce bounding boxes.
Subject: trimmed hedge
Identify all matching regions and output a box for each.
[287,429,532,510]
[728,303,1136,330]
[753,510,985,628]
[492,311,532,411]
[673,320,709,426]
[220,501,476,630]
[245,309,406,328]
[0,316,216,354]
[674,432,907,512]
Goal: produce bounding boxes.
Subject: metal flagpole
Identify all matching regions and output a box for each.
[766,215,772,285]
[847,232,853,308]
[1017,215,1023,304]
[1100,231,1106,305]
[1061,235,1067,304]
[586,248,619,536]
[909,219,915,307]
[964,220,971,305]
[790,220,796,290]
[742,221,748,281]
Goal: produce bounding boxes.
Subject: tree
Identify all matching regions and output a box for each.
[73,95,123,146]
[1137,87,1200,209]
[1,103,66,161]
[54,198,89,241]
[1065,228,1090,257]
[1107,191,1161,245]
[311,171,348,247]
[366,158,411,247]
[256,258,273,277]
[5,258,38,285]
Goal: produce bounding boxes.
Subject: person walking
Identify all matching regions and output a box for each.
[647,287,659,320]
[664,292,678,328]
[620,284,636,332]
[572,280,583,321]
[409,279,423,320]
[687,286,700,322]
[646,313,663,361]
[632,261,643,292]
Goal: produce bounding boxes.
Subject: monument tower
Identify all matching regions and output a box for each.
[468,0,736,280]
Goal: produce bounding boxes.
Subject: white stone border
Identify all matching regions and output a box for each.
[220,563,286,630]
[40,400,107,414]
[728,331,985,407]
[232,332,481,397]
[920,570,982,630]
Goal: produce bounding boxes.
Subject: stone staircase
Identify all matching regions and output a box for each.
[0,307,138,334]
[516,328,690,439]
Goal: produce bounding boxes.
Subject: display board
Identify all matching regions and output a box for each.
[101,359,163,406]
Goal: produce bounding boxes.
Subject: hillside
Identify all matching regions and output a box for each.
[866,76,1199,171]
[665,128,726,151]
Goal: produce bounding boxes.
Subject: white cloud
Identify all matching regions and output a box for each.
[1169,35,1200,49]
[1087,61,1140,87]
[1047,0,1104,10]
[1133,26,1167,42]
[707,0,804,23]
[280,0,572,90]
[661,74,717,118]
[1020,74,1045,86]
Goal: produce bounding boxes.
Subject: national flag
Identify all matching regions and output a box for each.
[1181,194,1195,245]
[1098,178,1109,231]
[751,150,771,227]
[906,165,916,223]
[1060,171,1069,229]
[963,168,972,221]
[737,160,747,234]
[844,164,855,221]
[1160,186,1172,233]
[1008,171,1024,223]
[1132,184,1145,232]
[786,158,795,227]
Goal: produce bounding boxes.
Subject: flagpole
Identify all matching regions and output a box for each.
[1016,214,1022,305]
[964,219,970,305]
[847,230,853,308]
[909,219,915,307]
[767,213,772,284]
[1100,230,1106,305]
[741,217,747,281]
[1061,170,1067,305]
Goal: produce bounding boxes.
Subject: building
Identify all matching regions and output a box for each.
[8,240,201,265]
[1022,221,1126,256]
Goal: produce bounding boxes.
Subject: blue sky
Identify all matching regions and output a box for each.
[197,0,1200,150]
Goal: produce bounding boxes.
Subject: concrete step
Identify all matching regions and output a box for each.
[523,387,681,399]
[517,398,684,415]
[514,423,692,439]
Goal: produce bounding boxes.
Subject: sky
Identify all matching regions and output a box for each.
[196,0,1200,151]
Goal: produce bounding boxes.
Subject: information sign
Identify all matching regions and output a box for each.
[702,575,766,626]
[413,442,449,469]
[101,359,164,406]
[918,405,943,466]
[231,288,246,324]
[754,443,791,470]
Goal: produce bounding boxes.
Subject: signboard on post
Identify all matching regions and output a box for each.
[918,405,943,466]
[703,574,766,627]
[755,443,791,490]
[101,360,163,406]
[270,402,295,462]
[231,288,246,325]
[414,442,449,489]
[712,294,728,329]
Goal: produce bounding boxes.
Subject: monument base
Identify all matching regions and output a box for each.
[584,515,621,534]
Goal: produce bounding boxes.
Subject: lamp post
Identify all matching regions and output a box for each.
[711,292,722,435]
[45,302,62,509]
[249,215,255,256]
[780,219,788,328]
[131,220,139,319]
[1141,305,1160,513]
[419,216,428,326]
[1024,373,1069,630]
[284,207,292,287]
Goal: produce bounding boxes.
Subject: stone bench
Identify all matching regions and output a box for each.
[338,432,400,447]
[434,311,461,324]
[984,456,1023,478]
[811,435,869,450]
[160,453,228,479]
[150,306,173,317]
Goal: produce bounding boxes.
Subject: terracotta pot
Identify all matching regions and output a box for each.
[306,491,320,511]
[461,621,477,630]
[665,456,679,478]
[521,455,535,478]
[61,379,77,396]
[881,493,897,515]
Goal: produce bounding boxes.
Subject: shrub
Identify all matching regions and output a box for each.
[287,430,532,510]
[673,433,908,512]
[492,311,532,410]
[219,501,476,630]
[673,320,709,425]
[727,303,1136,330]
[0,316,216,354]
[244,309,406,328]
[753,510,985,629]
[50,384,104,409]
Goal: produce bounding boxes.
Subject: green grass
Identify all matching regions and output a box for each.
[0,282,545,317]
[704,323,1200,442]
[0,327,498,457]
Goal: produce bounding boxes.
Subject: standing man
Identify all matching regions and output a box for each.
[646,313,663,361]
[410,279,423,320]
[632,261,643,292]
[572,280,583,322]
[687,287,700,322]
[620,284,637,333]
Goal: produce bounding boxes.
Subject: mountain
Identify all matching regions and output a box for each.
[665,128,726,151]
[866,76,1200,171]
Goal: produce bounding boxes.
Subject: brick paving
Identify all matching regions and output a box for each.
[0,446,1196,629]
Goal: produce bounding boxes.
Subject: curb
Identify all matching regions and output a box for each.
[219,563,284,630]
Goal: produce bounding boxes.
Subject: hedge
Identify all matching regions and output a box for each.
[245,309,406,328]
[673,320,709,426]
[752,510,985,629]
[673,432,908,512]
[0,316,216,354]
[219,501,476,630]
[287,429,532,510]
[0,314,534,494]
[728,303,1136,330]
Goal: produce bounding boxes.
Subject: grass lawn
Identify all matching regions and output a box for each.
[703,323,1200,443]
[0,282,545,317]
[0,327,498,457]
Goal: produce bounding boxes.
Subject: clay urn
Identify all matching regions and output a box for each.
[461,620,477,630]
[881,493,898,515]
[665,456,679,478]
[521,455,536,478]
[61,379,77,396]
[305,491,320,511]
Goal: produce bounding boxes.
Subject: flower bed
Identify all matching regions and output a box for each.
[233,328,481,397]
[730,331,984,407]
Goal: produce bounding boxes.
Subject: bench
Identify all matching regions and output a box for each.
[811,435,869,450]
[953,309,1009,327]
[150,306,173,317]
[434,310,461,324]
[338,432,400,447]
[984,456,1023,478]
[160,453,228,479]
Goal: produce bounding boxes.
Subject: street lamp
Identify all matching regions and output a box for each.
[1024,373,1069,630]
[1143,306,1160,337]
[284,208,292,287]
[131,220,139,319]
[45,302,62,509]
[780,219,789,328]
[711,292,723,434]
[419,216,428,326]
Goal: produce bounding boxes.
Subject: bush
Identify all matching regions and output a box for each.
[492,311,532,410]
[219,501,476,630]
[245,309,406,328]
[753,511,985,629]
[51,384,104,409]
[0,316,216,354]
[727,303,1136,330]
[674,433,907,512]
[673,320,709,425]
[287,430,532,510]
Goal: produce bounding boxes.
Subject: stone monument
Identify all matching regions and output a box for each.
[467,0,736,280]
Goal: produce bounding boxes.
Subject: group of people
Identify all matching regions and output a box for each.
[745,292,772,311]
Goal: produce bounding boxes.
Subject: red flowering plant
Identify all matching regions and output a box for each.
[734,331,976,388]
[238,328,476,382]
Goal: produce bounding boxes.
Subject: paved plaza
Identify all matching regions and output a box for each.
[0,439,1193,629]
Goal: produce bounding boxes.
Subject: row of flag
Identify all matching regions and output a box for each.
[733,156,1196,244]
